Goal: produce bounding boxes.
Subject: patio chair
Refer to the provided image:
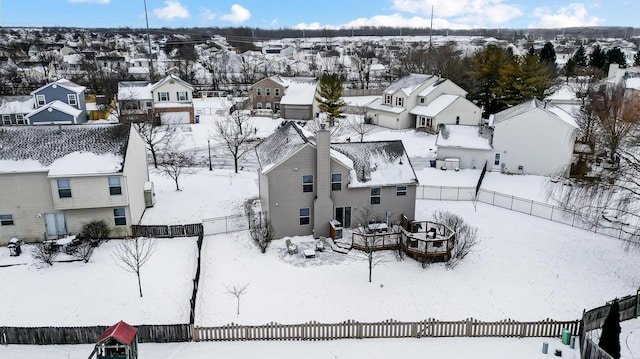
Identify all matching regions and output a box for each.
[285,239,298,254]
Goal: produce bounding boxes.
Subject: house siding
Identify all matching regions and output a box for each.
[0,172,54,244]
[251,78,284,111]
[437,147,491,170]
[429,98,482,129]
[49,175,129,211]
[33,85,85,111]
[122,125,150,227]
[28,109,78,125]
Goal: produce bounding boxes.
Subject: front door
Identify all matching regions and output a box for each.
[44,213,67,237]
[335,207,352,228]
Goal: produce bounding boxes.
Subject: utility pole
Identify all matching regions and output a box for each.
[429,5,434,49]
[144,0,154,80]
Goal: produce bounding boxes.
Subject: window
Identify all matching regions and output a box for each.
[176,91,188,101]
[494,153,501,166]
[125,102,139,110]
[302,175,314,192]
[265,102,271,109]
[396,97,404,107]
[384,94,392,104]
[257,102,262,109]
[265,88,271,96]
[396,186,407,196]
[299,208,310,225]
[2,115,10,125]
[157,92,169,101]
[331,173,342,191]
[456,116,460,125]
[57,179,71,198]
[145,101,153,108]
[108,176,122,195]
[420,98,425,104]
[16,114,25,125]
[274,88,280,96]
[67,94,77,106]
[0,214,14,226]
[36,94,46,107]
[114,208,126,226]
[370,187,381,205]
[256,88,262,96]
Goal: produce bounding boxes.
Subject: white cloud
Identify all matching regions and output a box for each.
[153,1,190,21]
[202,9,217,21]
[220,4,251,24]
[530,3,603,28]
[68,0,110,3]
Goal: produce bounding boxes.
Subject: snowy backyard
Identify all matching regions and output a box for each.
[1,97,639,358]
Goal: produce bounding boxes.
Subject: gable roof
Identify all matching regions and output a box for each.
[435,124,493,150]
[383,73,435,96]
[0,124,130,174]
[409,94,460,117]
[417,78,450,97]
[30,78,86,96]
[491,98,578,128]
[97,320,138,346]
[0,96,34,114]
[278,77,318,106]
[151,74,194,91]
[255,122,418,187]
[118,81,153,100]
[27,100,83,119]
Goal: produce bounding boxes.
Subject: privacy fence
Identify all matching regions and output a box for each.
[193,318,581,342]
[131,223,203,238]
[417,185,638,241]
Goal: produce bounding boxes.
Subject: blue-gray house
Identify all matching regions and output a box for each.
[0,96,33,126]
[27,79,88,125]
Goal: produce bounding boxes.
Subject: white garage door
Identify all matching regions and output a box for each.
[160,111,190,125]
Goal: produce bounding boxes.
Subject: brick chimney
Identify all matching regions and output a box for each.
[313,124,334,238]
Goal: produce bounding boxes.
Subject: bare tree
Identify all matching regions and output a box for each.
[133,121,177,169]
[32,242,59,266]
[211,110,256,173]
[225,283,249,315]
[431,210,478,269]
[347,106,374,142]
[250,218,275,253]
[157,147,197,191]
[113,237,157,297]
[353,206,387,283]
[350,43,375,90]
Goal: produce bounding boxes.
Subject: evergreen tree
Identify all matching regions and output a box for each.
[606,47,626,68]
[540,42,557,64]
[493,54,553,107]
[564,58,576,80]
[572,45,588,67]
[589,45,607,71]
[527,45,536,57]
[468,45,512,115]
[634,50,640,66]
[315,73,346,126]
[599,300,621,359]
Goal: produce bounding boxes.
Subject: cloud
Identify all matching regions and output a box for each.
[530,3,603,28]
[296,14,474,31]
[153,1,190,21]
[220,4,251,24]
[202,9,216,21]
[68,0,110,3]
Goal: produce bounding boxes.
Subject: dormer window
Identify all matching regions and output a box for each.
[420,98,425,104]
[384,94,392,105]
[67,94,77,106]
[396,97,404,107]
[36,95,46,107]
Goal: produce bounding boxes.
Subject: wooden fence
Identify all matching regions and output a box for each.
[0,324,191,345]
[131,223,203,238]
[582,293,639,332]
[193,318,580,342]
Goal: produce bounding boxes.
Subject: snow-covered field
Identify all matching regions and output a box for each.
[1,97,638,357]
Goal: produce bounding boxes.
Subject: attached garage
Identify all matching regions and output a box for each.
[160,111,191,125]
[282,105,311,120]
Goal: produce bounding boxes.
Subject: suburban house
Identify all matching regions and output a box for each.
[117,74,195,124]
[0,124,151,244]
[250,76,319,120]
[365,73,482,130]
[255,121,418,239]
[435,99,578,176]
[27,78,88,125]
[0,96,33,125]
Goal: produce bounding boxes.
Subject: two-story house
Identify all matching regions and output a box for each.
[255,121,418,239]
[27,79,88,125]
[365,73,481,130]
[0,96,34,126]
[117,81,154,122]
[250,76,318,120]
[0,124,150,244]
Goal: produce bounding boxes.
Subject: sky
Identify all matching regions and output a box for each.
[0,0,638,30]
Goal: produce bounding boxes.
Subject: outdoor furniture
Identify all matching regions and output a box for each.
[316,237,325,252]
[8,238,23,256]
[285,239,298,254]
[304,249,316,258]
[368,223,388,233]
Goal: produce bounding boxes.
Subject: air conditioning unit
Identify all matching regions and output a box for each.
[144,181,155,207]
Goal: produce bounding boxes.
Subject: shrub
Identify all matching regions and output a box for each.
[80,220,111,245]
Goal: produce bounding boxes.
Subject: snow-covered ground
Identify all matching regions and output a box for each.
[1,97,638,357]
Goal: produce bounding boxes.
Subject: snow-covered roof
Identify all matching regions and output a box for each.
[30,78,86,96]
[409,94,459,117]
[364,98,406,114]
[0,96,34,115]
[279,77,318,105]
[118,81,153,100]
[0,124,130,174]
[545,84,577,101]
[491,99,578,129]
[27,100,83,119]
[435,125,493,150]
[384,73,435,96]
[417,78,449,97]
[255,121,417,187]
[151,74,194,91]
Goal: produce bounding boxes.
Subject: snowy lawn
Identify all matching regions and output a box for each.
[195,200,640,326]
[0,237,198,326]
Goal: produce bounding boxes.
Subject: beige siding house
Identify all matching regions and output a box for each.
[250,76,318,120]
[0,124,150,244]
[255,122,418,239]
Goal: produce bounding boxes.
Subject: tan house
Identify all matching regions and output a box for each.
[0,124,151,244]
[250,76,318,120]
[366,73,481,130]
[255,121,418,239]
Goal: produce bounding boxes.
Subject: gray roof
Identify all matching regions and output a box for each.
[255,121,310,172]
[0,124,130,169]
[331,141,412,184]
[384,73,434,96]
[491,98,545,124]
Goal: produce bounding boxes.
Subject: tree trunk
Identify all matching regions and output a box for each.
[137,272,143,297]
[234,157,239,174]
[151,148,159,169]
[174,178,180,191]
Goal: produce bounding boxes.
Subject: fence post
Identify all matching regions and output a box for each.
[530,201,533,215]
[465,318,472,337]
